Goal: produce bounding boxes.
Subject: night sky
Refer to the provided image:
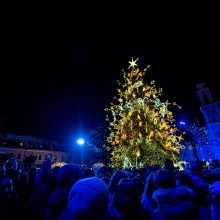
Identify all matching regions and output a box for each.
[1,2,220,143]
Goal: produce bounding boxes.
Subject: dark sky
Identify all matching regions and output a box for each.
[1,2,220,143]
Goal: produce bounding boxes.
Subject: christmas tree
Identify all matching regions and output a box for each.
[105,58,184,168]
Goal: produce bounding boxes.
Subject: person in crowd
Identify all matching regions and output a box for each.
[15,170,31,219]
[207,180,220,220]
[188,161,210,220]
[95,165,111,179]
[149,166,198,219]
[164,158,175,173]
[28,155,54,220]
[174,170,194,188]
[151,182,197,220]
[0,164,26,220]
[27,166,37,194]
[141,170,158,212]
[109,177,149,220]
[205,166,220,220]
[153,168,176,189]
[46,163,84,220]
[83,167,95,178]
[131,174,145,200]
[57,176,110,220]
[102,176,111,185]
[108,170,128,204]
[2,155,220,220]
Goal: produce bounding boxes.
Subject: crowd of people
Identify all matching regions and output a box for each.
[0,155,220,220]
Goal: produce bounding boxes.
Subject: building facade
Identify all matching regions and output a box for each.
[0,133,81,166]
[181,83,220,162]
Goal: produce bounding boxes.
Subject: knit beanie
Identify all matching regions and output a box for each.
[55,163,83,187]
[67,177,109,220]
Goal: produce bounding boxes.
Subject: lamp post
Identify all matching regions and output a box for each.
[77,138,85,164]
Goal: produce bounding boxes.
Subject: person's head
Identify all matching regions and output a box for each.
[47,164,83,218]
[207,181,220,220]
[96,165,109,178]
[132,175,145,197]
[28,167,37,182]
[153,168,176,189]
[175,171,193,188]
[205,167,220,184]
[83,168,95,178]
[112,178,140,213]
[55,163,83,187]
[152,185,196,220]
[67,177,109,220]
[0,177,14,200]
[164,159,174,171]
[108,170,128,194]
[189,161,204,185]
[5,157,17,172]
[41,155,52,169]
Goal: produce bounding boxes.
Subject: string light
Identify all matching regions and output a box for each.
[105,58,183,168]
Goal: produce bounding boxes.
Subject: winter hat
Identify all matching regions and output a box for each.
[108,170,128,194]
[112,178,140,210]
[209,181,220,195]
[96,165,109,178]
[189,161,203,176]
[153,168,176,189]
[205,167,220,184]
[67,177,109,220]
[151,186,196,219]
[55,163,83,187]
[47,164,83,218]
[175,171,193,188]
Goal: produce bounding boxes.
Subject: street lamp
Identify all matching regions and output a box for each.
[76,138,85,164]
[77,138,85,146]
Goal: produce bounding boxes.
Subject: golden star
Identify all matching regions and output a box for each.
[128,57,139,69]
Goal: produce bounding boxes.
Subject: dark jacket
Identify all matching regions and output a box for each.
[151,185,197,220]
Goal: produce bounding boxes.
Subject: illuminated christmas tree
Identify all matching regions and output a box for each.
[105,58,184,168]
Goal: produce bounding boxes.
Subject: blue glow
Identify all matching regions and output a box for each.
[77,138,85,146]
[179,121,186,125]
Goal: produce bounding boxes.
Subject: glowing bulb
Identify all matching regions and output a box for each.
[77,138,85,146]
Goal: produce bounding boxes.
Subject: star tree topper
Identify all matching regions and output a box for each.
[128,57,139,69]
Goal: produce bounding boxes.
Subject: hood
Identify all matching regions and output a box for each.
[152,186,195,217]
